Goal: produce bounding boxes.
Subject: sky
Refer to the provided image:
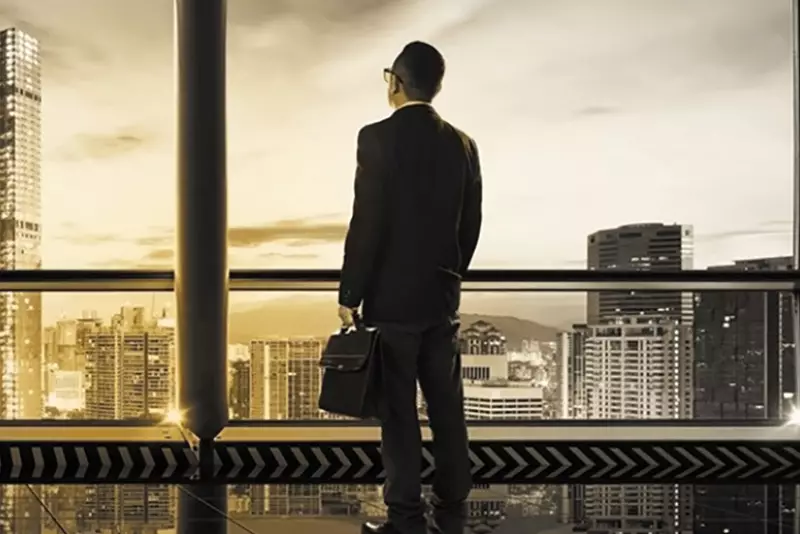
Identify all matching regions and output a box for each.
[0,0,795,324]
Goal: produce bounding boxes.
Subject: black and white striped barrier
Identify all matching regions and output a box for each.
[1,421,798,484]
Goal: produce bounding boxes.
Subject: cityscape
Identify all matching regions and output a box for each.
[0,1,797,532]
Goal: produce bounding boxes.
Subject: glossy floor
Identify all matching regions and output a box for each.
[0,484,795,533]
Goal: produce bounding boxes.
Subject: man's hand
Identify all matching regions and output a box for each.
[338,305,357,328]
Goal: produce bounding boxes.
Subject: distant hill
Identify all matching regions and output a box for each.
[229,297,560,349]
[460,313,560,349]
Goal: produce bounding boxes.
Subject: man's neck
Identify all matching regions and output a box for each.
[397,100,431,110]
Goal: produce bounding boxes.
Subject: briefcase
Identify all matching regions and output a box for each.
[318,316,381,419]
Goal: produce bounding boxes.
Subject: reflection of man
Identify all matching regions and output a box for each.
[337,41,483,534]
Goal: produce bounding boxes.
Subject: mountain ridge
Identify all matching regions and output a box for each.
[229,298,561,350]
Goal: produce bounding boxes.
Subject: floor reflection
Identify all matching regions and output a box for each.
[0,484,794,533]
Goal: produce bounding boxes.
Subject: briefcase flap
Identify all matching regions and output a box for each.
[320,327,378,373]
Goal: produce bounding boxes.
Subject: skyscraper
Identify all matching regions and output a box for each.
[583,317,694,419]
[694,256,794,419]
[0,28,43,419]
[84,307,176,420]
[249,338,325,420]
[693,257,794,534]
[587,223,693,324]
[573,224,695,534]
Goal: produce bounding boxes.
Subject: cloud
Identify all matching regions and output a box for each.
[260,252,318,260]
[230,0,402,29]
[141,248,173,262]
[0,4,107,76]
[697,223,791,243]
[228,219,347,248]
[59,126,154,161]
[575,105,619,117]
[96,248,320,269]
[56,217,348,249]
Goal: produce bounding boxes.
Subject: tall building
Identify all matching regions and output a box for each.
[557,328,588,419]
[587,223,693,324]
[84,307,176,420]
[0,28,43,419]
[577,225,695,533]
[249,338,325,420]
[229,344,251,420]
[581,317,693,420]
[247,337,381,515]
[564,316,695,534]
[693,257,794,534]
[694,256,794,419]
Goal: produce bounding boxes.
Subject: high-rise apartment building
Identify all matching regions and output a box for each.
[229,344,251,420]
[557,328,588,419]
[246,337,382,515]
[563,316,695,534]
[582,317,694,419]
[0,28,43,419]
[84,307,176,420]
[587,223,693,324]
[249,338,324,420]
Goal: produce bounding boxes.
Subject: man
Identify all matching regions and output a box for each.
[337,41,483,534]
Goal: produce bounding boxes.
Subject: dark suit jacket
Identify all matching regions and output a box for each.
[338,104,483,323]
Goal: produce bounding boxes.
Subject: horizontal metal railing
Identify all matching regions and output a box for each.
[1,419,798,484]
[0,419,796,442]
[0,418,789,428]
[0,269,797,291]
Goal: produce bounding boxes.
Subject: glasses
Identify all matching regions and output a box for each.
[383,68,403,84]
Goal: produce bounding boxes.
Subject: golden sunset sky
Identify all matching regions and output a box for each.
[0,0,794,324]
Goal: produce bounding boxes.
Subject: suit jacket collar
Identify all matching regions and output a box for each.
[392,101,438,119]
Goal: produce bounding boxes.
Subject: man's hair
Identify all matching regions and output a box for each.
[393,41,445,102]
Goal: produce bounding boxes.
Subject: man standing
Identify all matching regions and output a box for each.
[337,41,483,534]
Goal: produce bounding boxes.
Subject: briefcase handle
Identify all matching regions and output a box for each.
[340,310,365,334]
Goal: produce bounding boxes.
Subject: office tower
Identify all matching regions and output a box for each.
[0,28,43,419]
[587,223,693,324]
[694,256,794,419]
[693,257,794,534]
[84,307,176,420]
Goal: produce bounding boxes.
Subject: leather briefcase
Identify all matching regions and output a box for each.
[318,315,381,419]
